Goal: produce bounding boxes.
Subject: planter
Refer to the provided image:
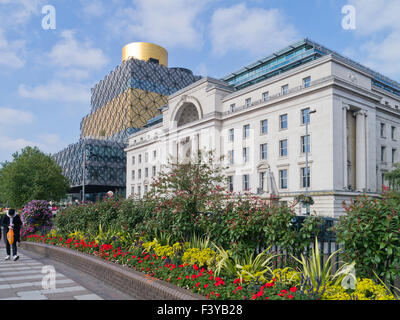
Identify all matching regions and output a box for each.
[21,241,206,301]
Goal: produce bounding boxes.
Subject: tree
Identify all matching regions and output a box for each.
[0,146,70,208]
[385,163,400,190]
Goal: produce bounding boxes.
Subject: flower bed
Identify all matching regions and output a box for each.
[25,234,395,300]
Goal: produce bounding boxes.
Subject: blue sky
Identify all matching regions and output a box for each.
[0,0,399,163]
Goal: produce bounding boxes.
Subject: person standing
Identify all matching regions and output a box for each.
[2,209,21,261]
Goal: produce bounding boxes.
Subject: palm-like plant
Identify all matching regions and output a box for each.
[184,233,211,250]
[292,237,356,289]
[213,243,278,282]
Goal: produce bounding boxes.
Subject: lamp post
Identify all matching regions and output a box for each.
[305,109,316,215]
[82,140,86,204]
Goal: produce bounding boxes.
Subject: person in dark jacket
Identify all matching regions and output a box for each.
[2,209,21,261]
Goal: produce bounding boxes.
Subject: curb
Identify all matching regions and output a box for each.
[21,241,207,300]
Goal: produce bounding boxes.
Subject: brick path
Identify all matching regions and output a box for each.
[0,242,134,300]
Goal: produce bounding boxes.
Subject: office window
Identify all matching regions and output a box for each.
[392,149,396,163]
[131,170,135,180]
[138,154,142,164]
[259,172,266,190]
[132,156,135,165]
[381,146,386,162]
[152,166,156,177]
[301,167,311,188]
[391,126,396,140]
[301,108,310,125]
[245,98,252,108]
[262,91,269,101]
[301,135,310,153]
[260,119,268,135]
[228,176,234,192]
[279,169,288,189]
[280,114,288,130]
[243,124,250,139]
[229,128,234,142]
[280,139,288,157]
[282,84,289,95]
[381,123,386,138]
[145,168,148,178]
[243,174,250,191]
[260,143,267,160]
[243,147,249,163]
[230,103,236,112]
[138,169,142,179]
[303,76,311,88]
[229,150,234,165]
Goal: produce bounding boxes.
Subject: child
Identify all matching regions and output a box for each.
[2,209,21,261]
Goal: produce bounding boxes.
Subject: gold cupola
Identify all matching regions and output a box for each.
[122,42,168,67]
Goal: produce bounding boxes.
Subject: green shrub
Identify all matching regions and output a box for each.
[335,195,400,284]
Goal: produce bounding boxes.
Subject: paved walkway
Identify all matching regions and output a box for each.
[0,242,134,300]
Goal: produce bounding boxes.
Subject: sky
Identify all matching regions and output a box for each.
[0,0,399,163]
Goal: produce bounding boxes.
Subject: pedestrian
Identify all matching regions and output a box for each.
[2,209,21,261]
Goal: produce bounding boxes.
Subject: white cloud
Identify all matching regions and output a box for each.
[0,29,25,69]
[0,0,45,28]
[49,30,109,71]
[0,107,34,125]
[210,3,299,57]
[81,0,106,17]
[0,135,38,150]
[18,82,91,103]
[109,0,208,49]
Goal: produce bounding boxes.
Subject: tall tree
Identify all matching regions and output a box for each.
[0,146,69,208]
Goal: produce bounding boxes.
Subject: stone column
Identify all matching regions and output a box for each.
[355,110,367,192]
[343,104,350,188]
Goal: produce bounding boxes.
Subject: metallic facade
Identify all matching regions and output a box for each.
[53,46,201,196]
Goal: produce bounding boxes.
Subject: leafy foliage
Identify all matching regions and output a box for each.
[0,147,69,208]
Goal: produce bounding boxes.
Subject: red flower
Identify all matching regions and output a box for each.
[280,289,288,295]
[204,284,209,289]
[290,287,297,293]
[287,294,294,299]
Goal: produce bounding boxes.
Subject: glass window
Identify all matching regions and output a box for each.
[145,168,148,178]
[243,174,250,191]
[301,135,310,153]
[301,167,311,188]
[132,156,135,165]
[282,84,289,95]
[243,124,250,139]
[303,76,311,88]
[301,108,310,125]
[391,126,396,140]
[259,172,266,190]
[229,128,234,142]
[131,170,135,180]
[145,152,148,163]
[280,139,288,157]
[260,143,267,160]
[260,119,268,135]
[138,154,142,164]
[381,123,386,138]
[228,176,234,192]
[392,149,396,163]
[279,169,288,189]
[243,147,249,163]
[153,150,157,160]
[138,169,142,179]
[381,146,386,162]
[131,186,134,195]
[230,103,236,112]
[263,92,269,101]
[229,150,234,165]
[280,114,288,130]
[138,186,141,197]
[245,98,252,108]
[152,166,156,176]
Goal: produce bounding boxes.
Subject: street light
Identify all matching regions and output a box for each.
[305,109,316,215]
[82,140,86,204]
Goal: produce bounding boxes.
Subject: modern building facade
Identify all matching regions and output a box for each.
[53,42,201,201]
[125,39,400,217]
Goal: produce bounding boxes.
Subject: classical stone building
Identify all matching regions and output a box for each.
[125,39,400,217]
